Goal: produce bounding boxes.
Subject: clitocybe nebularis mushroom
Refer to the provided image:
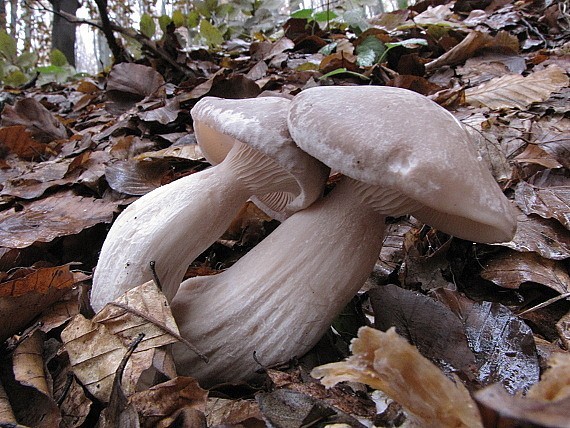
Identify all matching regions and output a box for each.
[170,86,517,386]
[90,96,329,312]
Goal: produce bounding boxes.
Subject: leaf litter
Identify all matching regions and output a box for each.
[0,0,569,426]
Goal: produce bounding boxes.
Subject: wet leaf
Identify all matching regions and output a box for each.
[465,65,569,110]
[104,159,172,195]
[475,353,570,427]
[435,289,540,393]
[312,327,483,427]
[370,284,477,376]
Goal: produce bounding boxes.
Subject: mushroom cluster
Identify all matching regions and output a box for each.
[92,86,517,386]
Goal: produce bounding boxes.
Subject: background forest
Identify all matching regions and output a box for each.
[0,0,569,426]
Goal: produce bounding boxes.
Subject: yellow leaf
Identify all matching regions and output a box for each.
[312,327,483,428]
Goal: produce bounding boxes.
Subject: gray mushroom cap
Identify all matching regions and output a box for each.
[287,86,517,243]
[191,96,329,216]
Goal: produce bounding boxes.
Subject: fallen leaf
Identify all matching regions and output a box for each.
[0,380,16,423]
[205,397,263,427]
[105,63,166,114]
[370,284,477,377]
[501,207,570,260]
[0,264,79,342]
[465,65,569,110]
[104,159,175,195]
[481,250,570,293]
[515,181,570,229]
[475,383,570,428]
[130,377,208,427]
[13,331,50,396]
[54,367,92,428]
[61,314,131,402]
[1,97,69,143]
[312,326,483,427]
[434,289,540,393]
[257,388,367,428]
[0,189,117,248]
[0,125,49,160]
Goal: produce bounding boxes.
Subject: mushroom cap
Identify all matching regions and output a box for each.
[287,86,516,243]
[191,96,329,216]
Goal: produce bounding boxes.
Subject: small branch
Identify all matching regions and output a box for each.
[109,301,209,363]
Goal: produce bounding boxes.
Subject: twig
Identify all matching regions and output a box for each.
[108,302,209,363]
[517,292,570,316]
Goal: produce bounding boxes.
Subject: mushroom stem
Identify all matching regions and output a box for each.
[171,177,388,385]
[91,141,299,312]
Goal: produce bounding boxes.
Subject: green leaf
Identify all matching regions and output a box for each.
[4,69,27,86]
[172,10,185,27]
[199,19,224,47]
[318,42,337,56]
[159,15,172,32]
[50,49,68,67]
[291,8,314,19]
[355,35,385,67]
[187,10,201,28]
[386,38,428,49]
[140,13,156,38]
[313,10,337,22]
[319,67,370,81]
[0,30,18,62]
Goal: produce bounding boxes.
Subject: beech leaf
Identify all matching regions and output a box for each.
[312,327,483,428]
[465,65,569,110]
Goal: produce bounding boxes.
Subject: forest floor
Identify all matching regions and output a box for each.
[0,0,569,426]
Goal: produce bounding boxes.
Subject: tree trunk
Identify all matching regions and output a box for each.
[50,0,79,66]
[0,0,6,32]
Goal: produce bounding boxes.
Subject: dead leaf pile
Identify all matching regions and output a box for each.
[0,0,568,425]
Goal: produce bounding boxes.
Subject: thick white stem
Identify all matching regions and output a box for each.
[91,163,253,312]
[171,178,386,386]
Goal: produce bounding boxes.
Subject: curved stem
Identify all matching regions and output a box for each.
[91,163,252,311]
[171,178,386,386]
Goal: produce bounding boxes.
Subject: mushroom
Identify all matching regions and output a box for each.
[90,96,329,312]
[170,86,517,386]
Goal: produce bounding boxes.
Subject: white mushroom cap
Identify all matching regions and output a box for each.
[287,86,516,243]
[192,96,329,217]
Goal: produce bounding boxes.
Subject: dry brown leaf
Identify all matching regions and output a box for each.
[130,377,208,427]
[55,369,92,428]
[556,313,570,350]
[93,280,181,352]
[0,189,117,248]
[0,379,17,423]
[206,398,263,427]
[513,143,563,169]
[515,181,570,230]
[425,30,518,72]
[501,206,570,260]
[1,97,69,143]
[13,331,51,396]
[106,63,166,100]
[528,352,570,401]
[61,314,132,403]
[481,250,570,293]
[465,65,569,110]
[0,265,79,342]
[0,125,49,160]
[312,326,483,428]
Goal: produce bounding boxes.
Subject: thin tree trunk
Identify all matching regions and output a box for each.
[0,0,6,32]
[50,0,79,66]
